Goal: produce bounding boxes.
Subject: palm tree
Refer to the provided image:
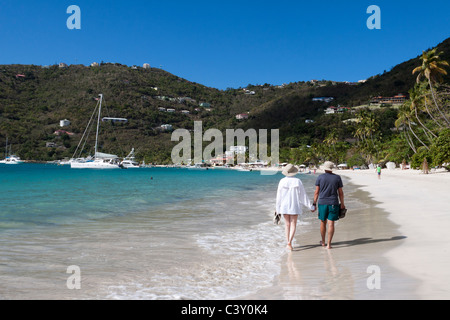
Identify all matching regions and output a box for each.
[353,110,381,162]
[395,105,417,153]
[417,82,444,128]
[324,130,339,163]
[408,87,437,139]
[396,102,431,151]
[412,49,450,125]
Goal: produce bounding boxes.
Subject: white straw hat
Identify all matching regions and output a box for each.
[322,161,335,171]
[282,164,299,177]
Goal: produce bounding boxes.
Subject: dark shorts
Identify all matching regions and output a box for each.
[318,204,340,221]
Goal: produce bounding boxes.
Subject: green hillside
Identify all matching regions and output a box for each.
[1,37,449,164]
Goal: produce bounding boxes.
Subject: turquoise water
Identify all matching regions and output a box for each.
[0,164,285,229]
[0,164,317,299]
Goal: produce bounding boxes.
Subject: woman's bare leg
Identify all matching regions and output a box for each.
[284,215,298,250]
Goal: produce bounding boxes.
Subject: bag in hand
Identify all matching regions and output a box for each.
[273,211,281,225]
[339,207,347,219]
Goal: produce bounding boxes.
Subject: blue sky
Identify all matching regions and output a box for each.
[0,0,449,89]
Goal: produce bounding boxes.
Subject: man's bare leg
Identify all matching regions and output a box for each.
[327,220,335,249]
[320,220,327,247]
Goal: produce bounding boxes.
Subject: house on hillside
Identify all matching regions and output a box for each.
[370,93,407,105]
[60,119,71,127]
[236,113,249,120]
[160,124,173,131]
[102,117,128,124]
[54,130,74,136]
[336,106,351,113]
[325,106,351,115]
[313,97,334,103]
[325,106,337,114]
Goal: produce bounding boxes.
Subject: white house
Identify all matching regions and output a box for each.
[161,124,173,131]
[236,113,249,120]
[143,63,151,69]
[101,117,128,124]
[313,97,334,103]
[166,108,176,113]
[60,119,71,127]
[325,107,337,114]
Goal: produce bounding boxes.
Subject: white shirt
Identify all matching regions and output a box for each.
[276,177,313,215]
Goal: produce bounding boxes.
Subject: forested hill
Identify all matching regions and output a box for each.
[0,37,449,163]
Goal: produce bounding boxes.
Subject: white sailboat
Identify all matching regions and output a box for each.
[120,148,140,168]
[70,94,121,169]
[0,137,23,165]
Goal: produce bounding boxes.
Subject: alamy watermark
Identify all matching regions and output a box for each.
[66,265,81,290]
[366,5,381,30]
[171,121,279,175]
[366,265,381,290]
[67,5,81,30]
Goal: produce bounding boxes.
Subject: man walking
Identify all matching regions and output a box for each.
[313,161,345,249]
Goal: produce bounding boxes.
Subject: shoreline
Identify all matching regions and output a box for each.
[244,168,450,300]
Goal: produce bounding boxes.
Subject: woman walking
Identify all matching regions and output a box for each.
[276,164,314,251]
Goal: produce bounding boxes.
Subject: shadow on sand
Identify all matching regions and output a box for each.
[294,236,407,251]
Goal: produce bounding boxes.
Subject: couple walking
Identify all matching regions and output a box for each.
[276,161,345,250]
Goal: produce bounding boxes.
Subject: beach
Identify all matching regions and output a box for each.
[339,168,450,300]
[245,167,450,300]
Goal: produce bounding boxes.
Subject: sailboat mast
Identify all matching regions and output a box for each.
[94,94,103,158]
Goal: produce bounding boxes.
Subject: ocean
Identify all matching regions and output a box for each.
[0,164,317,299]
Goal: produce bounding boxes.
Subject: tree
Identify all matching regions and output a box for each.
[408,85,437,140]
[431,129,450,168]
[354,109,381,162]
[395,104,417,153]
[412,49,450,125]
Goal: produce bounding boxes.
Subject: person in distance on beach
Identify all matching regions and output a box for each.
[276,164,315,251]
[376,164,381,180]
[312,161,345,249]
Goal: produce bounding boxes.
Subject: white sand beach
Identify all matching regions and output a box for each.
[338,168,450,299]
[245,167,450,300]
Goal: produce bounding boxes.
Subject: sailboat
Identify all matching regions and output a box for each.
[120,148,140,168]
[0,137,23,164]
[70,94,121,169]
